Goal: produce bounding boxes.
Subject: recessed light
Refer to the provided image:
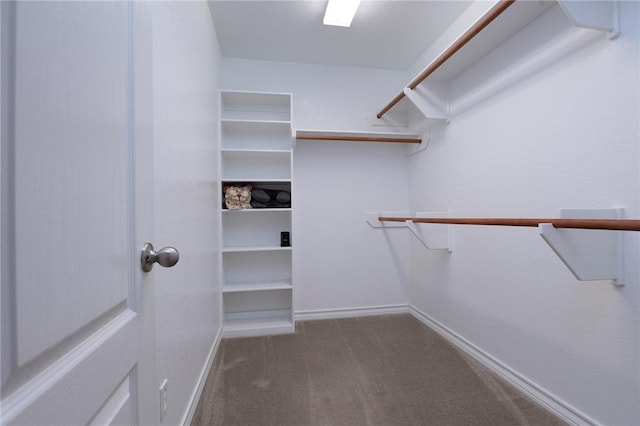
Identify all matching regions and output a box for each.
[323,0,361,27]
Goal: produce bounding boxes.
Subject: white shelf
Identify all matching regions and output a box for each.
[223,280,293,293]
[224,316,294,330]
[222,208,292,213]
[222,246,292,253]
[221,119,291,128]
[222,316,294,338]
[221,118,291,125]
[221,178,292,183]
[221,148,291,154]
[427,1,556,82]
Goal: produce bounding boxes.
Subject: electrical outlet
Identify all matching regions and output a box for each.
[159,379,168,421]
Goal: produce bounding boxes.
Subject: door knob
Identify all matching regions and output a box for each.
[141,242,179,272]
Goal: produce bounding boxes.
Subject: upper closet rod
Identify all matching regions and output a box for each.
[377,216,640,232]
[376,0,516,119]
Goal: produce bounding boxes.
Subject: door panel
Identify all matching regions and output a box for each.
[1,1,156,424]
[88,373,134,426]
[3,313,137,424]
[12,0,130,366]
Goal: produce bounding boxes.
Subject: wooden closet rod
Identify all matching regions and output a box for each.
[296,134,421,144]
[376,0,516,119]
[377,216,640,232]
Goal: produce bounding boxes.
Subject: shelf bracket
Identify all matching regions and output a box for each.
[367,211,451,251]
[538,208,624,286]
[407,211,451,251]
[558,0,621,40]
[403,82,449,123]
[406,131,430,157]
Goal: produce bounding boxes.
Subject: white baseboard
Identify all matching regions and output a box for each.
[180,327,222,426]
[408,305,597,426]
[295,304,408,321]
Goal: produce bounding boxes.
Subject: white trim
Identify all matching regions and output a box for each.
[295,304,408,321]
[180,327,222,426]
[408,305,597,426]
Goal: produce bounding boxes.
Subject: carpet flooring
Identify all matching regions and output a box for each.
[192,314,566,425]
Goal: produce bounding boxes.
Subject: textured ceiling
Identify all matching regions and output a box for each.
[209,0,472,71]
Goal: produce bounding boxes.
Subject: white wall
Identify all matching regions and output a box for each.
[152,2,221,424]
[407,3,639,425]
[222,59,411,315]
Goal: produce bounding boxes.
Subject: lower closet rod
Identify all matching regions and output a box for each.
[377,217,640,232]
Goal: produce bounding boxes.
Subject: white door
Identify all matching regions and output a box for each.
[1,1,158,424]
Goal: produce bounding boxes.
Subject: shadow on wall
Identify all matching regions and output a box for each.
[378,227,413,299]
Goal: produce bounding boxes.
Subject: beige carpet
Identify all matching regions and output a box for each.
[192,314,566,426]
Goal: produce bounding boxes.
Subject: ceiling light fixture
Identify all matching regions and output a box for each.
[323,0,361,27]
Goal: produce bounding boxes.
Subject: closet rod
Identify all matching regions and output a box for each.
[377,216,640,232]
[296,134,421,144]
[376,0,516,119]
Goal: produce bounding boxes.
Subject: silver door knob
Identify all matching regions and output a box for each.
[141,242,179,272]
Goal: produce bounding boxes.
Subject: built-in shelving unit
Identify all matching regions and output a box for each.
[219,90,294,338]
